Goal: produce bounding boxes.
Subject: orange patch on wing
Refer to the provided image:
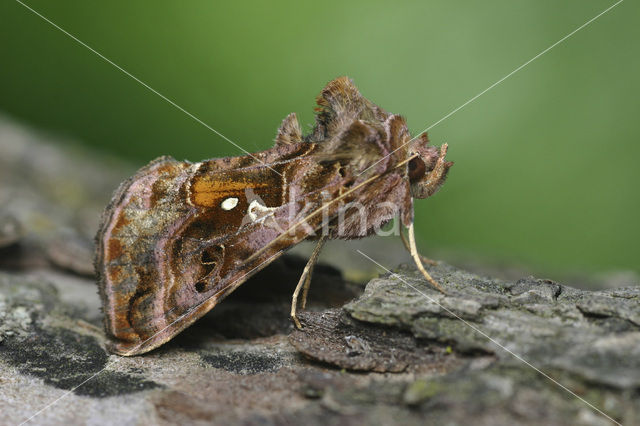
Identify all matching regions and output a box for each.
[189,177,268,207]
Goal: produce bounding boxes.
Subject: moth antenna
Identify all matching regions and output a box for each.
[406,222,446,294]
[245,154,419,264]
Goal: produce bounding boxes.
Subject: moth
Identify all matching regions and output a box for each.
[95,77,453,355]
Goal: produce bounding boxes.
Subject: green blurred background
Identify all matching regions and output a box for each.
[1,0,638,280]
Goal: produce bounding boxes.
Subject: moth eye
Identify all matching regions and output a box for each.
[408,157,426,182]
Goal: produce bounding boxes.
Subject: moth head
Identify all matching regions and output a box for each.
[408,132,454,199]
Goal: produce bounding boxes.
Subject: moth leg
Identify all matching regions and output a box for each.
[407,222,446,294]
[400,227,438,266]
[291,236,327,329]
[300,236,328,310]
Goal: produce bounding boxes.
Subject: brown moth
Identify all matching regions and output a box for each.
[95,77,453,355]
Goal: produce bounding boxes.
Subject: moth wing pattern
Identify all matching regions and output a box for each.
[96,144,346,355]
